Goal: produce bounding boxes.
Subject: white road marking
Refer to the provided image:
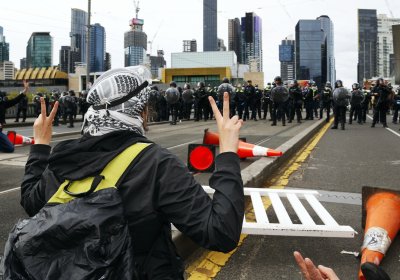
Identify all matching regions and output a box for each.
[0,187,20,196]
[367,115,400,138]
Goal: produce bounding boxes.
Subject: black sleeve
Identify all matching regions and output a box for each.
[157,151,244,253]
[20,145,51,216]
[5,93,24,109]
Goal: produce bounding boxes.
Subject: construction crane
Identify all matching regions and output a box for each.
[134,0,140,18]
[384,0,394,17]
[148,20,163,56]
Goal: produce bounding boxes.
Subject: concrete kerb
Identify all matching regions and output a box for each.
[173,118,327,260]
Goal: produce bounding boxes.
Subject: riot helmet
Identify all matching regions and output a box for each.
[222,77,229,84]
[335,80,343,88]
[274,76,282,84]
[170,81,177,88]
[352,83,360,90]
[325,81,331,88]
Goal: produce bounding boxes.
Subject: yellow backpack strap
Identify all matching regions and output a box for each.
[48,142,152,204]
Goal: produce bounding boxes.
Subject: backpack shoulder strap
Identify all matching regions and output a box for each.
[48,142,152,204]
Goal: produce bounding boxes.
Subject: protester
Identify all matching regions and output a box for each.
[6,66,244,280]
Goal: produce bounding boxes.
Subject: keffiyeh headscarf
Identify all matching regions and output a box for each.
[82,66,152,136]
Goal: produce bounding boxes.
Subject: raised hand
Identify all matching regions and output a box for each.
[208,92,243,154]
[22,80,29,93]
[294,251,339,280]
[33,97,59,145]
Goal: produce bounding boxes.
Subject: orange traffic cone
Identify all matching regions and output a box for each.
[358,187,400,280]
[203,129,219,145]
[203,129,283,159]
[237,141,282,158]
[7,131,35,146]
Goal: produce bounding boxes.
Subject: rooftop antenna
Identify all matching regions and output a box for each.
[134,0,140,19]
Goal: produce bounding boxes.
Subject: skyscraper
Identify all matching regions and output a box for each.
[295,20,327,87]
[358,9,377,84]
[124,18,147,66]
[105,52,111,71]
[317,15,335,83]
[228,18,242,63]
[0,26,10,62]
[70,8,88,65]
[59,46,80,73]
[393,25,400,84]
[26,32,53,68]
[90,23,106,72]
[377,14,400,78]
[279,37,295,82]
[217,38,227,51]
[203,0,217,51]
[241,12,263,72]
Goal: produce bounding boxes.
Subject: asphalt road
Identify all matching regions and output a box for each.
[212,117,400,280]
[0,118,318,252]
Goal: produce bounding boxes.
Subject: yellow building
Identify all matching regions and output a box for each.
[15,67,68,81]
[161,67,231,86]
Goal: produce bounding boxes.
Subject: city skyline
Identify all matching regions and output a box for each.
[1,0,400,86]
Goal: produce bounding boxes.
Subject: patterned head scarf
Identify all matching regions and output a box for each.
[82,66,152,136]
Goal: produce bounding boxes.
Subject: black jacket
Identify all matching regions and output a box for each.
[20,131,244,279]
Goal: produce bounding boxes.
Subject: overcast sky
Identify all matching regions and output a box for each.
[1,0,399,86]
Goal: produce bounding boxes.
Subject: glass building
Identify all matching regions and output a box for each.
[295,20,327,87]
[358,9,377,84]
[0,26,10,62]
[279,38,295,82]
[124,18,147,66]
[317,15,335,84]
[203,0,217,51]
[377,14,400,78]
[393,25,400,84]
[70,8,87,65]
[26,32,53,68]
[90,23,106,72]
[241,13,263,72]
[228,18,242,63]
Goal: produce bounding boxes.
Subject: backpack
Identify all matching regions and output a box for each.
[1,143,151,280]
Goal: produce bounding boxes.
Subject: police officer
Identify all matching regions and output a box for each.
[194,82,208,122]
[64,91,77,128]
[303,83,314,120]
[245,80,257,121]
[361,87,371,123]
[271,76,289,126]
[289,80,303,123]
[15,90,28,123]
[349,83,364,125]
[331,80,349,130]
[182,83,194,120]
[217,77,236,117]
[262,83,272,120]
[393,87,400,124]
[165,81,180,125]
[319,82,332,123]
[371,78,392,128]
[311,81,320,119]
[235,84,247,120]
[254,85,262,120]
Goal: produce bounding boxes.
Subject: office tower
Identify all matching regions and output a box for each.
[70,8,88,66]
[358,9,378,84]
[105,52,111,71]
[393,25,400,84]
[295,20,327,87]
[377,14,400,78]
[183,40,197,52]
[0,61,14,80]
[203,0,217,51]
[26,32,53,68]
[228,18,242,63]
[20,58,27,69]
[217,38,227,51]
[0,26,10,62]
[317,15,335,83]
[90,23,105,72]
[279,38,295,82]
[241,12,263,72]
[149,50,166,79]
[124,17,147,66]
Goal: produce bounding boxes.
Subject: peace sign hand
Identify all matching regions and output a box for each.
[33,97,59,145]
[208,92,243,154]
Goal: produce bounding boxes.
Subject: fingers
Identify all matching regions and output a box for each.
[318,265,339,280]
[48,101,59,122]
[40,97,46,120]
[209,96,222,121]
[305,258,324,280]
[294,251,309,279]
[223,92,230,121]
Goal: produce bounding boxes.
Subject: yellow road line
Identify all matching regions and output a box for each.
[186,120,333,280]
